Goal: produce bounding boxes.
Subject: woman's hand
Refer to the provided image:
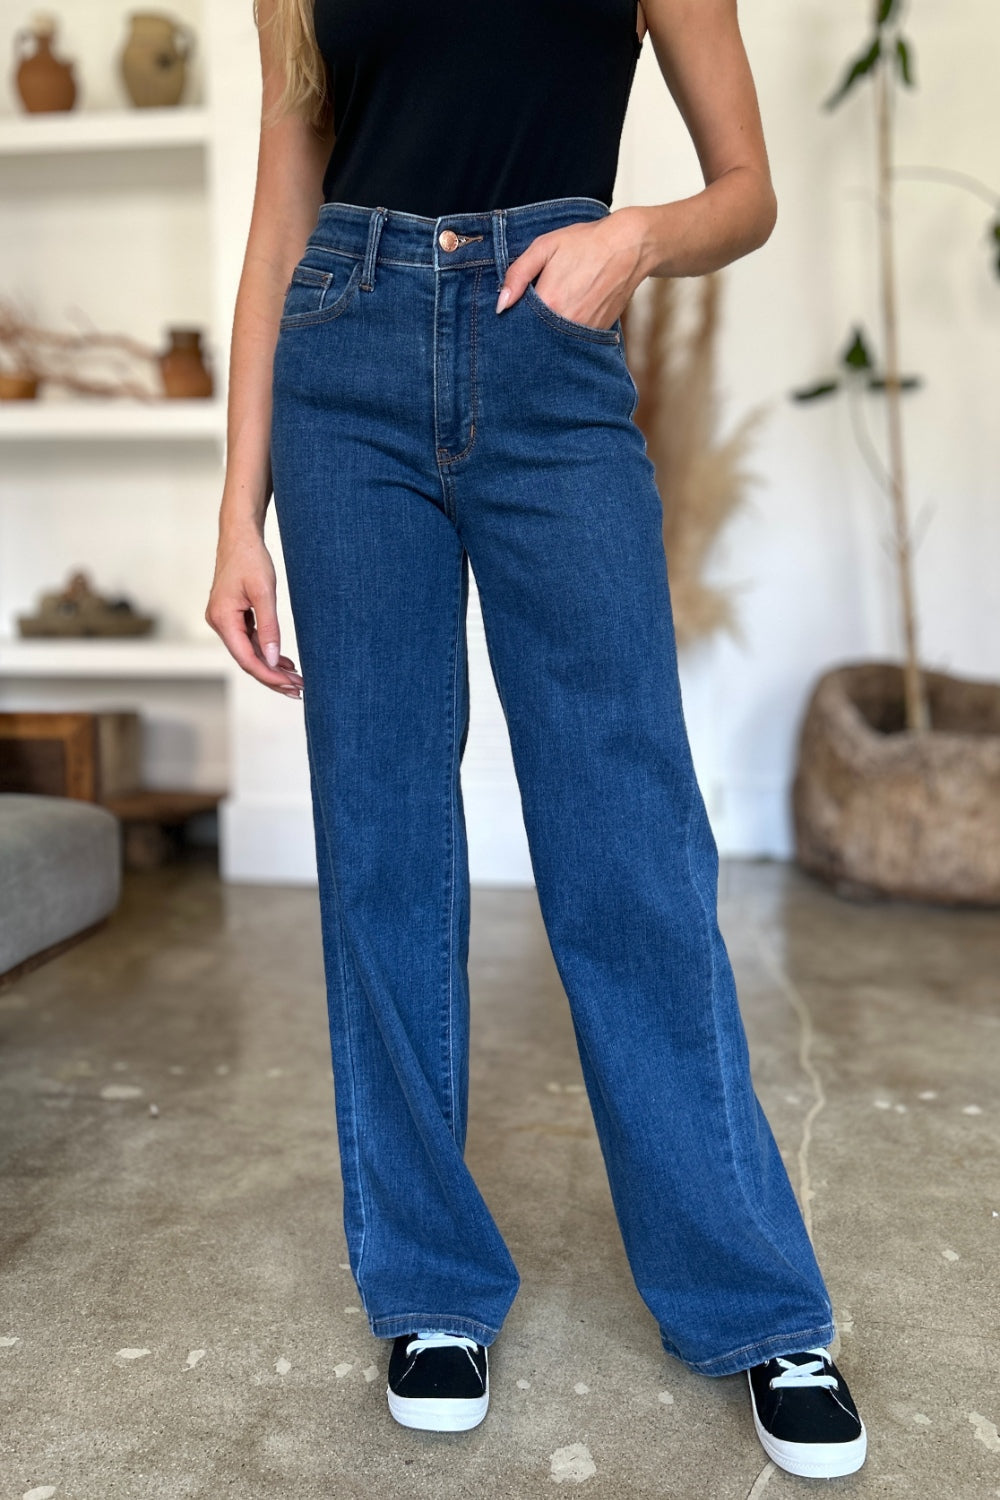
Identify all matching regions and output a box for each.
[206,526,304,699]
[496,206,650,330]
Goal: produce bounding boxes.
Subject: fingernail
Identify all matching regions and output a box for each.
[263,642,279,667]
[495,286,511,313]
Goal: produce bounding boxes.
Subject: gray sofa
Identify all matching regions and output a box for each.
[0,794,122,982]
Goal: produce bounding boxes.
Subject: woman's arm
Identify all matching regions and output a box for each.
[205,0,333,695]
[632,0,777,278]
[497,0,776,327]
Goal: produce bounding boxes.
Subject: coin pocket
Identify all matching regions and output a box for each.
[279,258,364,328]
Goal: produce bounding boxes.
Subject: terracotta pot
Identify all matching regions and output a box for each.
[14,15,77,113]
[158,327,213,398]
[792,661,1000,906]
[0,371,41,400]
[119,11,195,109]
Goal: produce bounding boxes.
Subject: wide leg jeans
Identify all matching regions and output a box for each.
[269,196,835,1376]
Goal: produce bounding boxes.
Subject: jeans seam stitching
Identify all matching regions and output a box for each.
[470,264,481,451]
[303,710,370,1306]
[618,336,641,419]
[437,265,481,466]
[443,549,462,1140]
[682,770,812,1263]
[432,268,444,470]
[371,1313,501,1340]
[677,1322,838,1374]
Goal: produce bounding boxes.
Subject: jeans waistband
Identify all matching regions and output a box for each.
[308,196,611,281]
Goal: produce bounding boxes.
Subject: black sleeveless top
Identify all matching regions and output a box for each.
[313,0,644,219]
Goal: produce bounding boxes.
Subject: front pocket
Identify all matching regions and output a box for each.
[279,257,364,329]
[523,281,621,345]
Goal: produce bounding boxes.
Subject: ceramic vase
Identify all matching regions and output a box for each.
[14,13,77,112]
[159,328,213,398]
[120,11,195,108]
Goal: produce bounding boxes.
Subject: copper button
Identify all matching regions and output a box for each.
[438,229,460,252]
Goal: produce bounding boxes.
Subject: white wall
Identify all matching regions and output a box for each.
[2,0,997,876]
[617,0,1000,852]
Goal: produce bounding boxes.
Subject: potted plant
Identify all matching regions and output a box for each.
[789,0,1000,905]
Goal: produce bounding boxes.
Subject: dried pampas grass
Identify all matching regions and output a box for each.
[621,273,768,647]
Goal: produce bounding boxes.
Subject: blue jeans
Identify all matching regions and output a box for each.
[269,196,836,1376]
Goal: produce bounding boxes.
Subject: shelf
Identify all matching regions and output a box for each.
[0,106,212,156]
[0,637,233,680]
[0,398,226,442]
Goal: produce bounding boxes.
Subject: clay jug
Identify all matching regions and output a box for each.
[120,11,195,108]
[159,328,213,399]
[14,13,77,113]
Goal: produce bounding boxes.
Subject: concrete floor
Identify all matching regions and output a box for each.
[1,854,998,1499]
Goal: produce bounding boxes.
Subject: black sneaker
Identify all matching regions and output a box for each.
[386,1331,489,1431]
[747,1347,867,1478]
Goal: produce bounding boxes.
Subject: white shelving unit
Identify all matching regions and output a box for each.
[0,637,231,679]
[0,92,225,450]
[0,2,325,880]
[0,396,226,442]
[0,104,212,155]
[0,4,237,800]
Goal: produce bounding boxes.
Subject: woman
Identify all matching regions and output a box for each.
[206,0,867,1479]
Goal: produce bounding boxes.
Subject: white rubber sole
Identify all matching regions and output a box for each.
[387,1374,489,1432]
[749,1384,868,1478]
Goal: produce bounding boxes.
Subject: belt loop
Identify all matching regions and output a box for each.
[361,206,388,292]
[491,208,508,288]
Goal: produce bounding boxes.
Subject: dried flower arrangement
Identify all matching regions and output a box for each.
[0,297,215,401]
[621,272,768,647]
[0,293,161,400]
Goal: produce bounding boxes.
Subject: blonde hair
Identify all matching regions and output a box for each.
[253,0,331,132]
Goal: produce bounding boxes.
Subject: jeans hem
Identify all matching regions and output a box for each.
[662,1321,838,1378]
[370,1313,502,1346]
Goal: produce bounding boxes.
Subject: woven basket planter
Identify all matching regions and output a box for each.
[792,661,1000,906]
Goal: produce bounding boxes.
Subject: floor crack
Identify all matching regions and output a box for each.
[746,1460,776,1498]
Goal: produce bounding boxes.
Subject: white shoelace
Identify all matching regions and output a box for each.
[406,1331,479,1358]
[769,1347,838,1391]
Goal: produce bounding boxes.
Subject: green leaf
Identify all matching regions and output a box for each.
[876,0,899,26]
[823,36,882,110]
[841,327,875,371]
[790,379,841,402]
[895,36,915,86]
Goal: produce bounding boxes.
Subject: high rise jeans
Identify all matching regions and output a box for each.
[269,195,836,1376]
